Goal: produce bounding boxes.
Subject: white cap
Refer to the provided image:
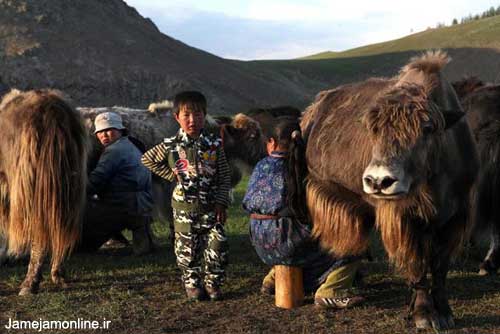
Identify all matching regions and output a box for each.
[94,112,125,134]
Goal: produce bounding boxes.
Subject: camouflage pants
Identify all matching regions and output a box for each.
[173,209,228,289]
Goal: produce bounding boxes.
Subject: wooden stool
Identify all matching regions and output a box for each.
[274,265,304,309]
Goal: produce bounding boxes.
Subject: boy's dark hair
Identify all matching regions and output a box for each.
[269,117,309,223]
[173,91,207,115]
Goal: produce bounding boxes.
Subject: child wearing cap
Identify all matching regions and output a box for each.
[142,91,231,301]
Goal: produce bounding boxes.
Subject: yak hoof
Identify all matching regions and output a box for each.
[414,312,441,330]
[55,279,68,289]
[51,275,68,288]
[415,313,455,330]
[438,315,455,329]
[478,261,498,276]
[415,318,433,330]
[478,268,490,276]
[18,286,38,296]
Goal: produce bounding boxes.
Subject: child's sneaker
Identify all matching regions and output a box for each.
[314,295,365,309]
[205,286,223,301]
[185,287,205,301]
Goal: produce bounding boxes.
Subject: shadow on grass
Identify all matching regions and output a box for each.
[455,314,500,330]
[360,280,409,311]
[0,233,262,296]
[447,274,500,300]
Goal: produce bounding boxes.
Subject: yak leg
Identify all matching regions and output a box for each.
[410,275,441,329]
[430,251,455,329]
[0,233,8,265]
[428,207,467,330]
[168,221,175,247]
[479,226,500,275]
[19,242,47,296]
[0,172,9,265]
[152,177,175,247]
[50,256,68,288]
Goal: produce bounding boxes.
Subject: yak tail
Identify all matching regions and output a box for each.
[7,93,87,266]
[307,179,374,256]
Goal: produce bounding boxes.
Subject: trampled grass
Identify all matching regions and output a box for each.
[0,178,499,333]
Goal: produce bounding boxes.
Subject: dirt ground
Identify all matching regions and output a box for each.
[1,233,499,334]
[1,179,499,334]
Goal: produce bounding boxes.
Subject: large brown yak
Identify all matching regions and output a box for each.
[453,77,500,275]
[0,89,87,295]
[302,52,478,330]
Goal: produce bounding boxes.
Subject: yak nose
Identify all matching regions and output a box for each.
[362,163,411,196]
[363,175,398,192]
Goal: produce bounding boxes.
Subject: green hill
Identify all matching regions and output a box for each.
[242,15,500,104]
[303,15,500,60]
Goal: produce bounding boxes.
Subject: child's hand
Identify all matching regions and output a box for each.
[215,204,227,224]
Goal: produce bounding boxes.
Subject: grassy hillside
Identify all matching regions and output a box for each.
[245,16,500,98]
[303,15,500,60]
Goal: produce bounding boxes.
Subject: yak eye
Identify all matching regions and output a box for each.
[248,132,257,140]
[422,123,434,135]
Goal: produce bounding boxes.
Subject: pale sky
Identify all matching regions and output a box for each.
[124,0,500,60]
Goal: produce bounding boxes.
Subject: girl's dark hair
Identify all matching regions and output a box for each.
[269,117,309,223]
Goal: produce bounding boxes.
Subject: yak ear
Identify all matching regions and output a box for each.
[221,124,235,136]
[431,75,465,129]
[443,111,464,129]
[220,124,238,145]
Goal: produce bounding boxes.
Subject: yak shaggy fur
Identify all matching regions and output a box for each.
[0,89,87,266]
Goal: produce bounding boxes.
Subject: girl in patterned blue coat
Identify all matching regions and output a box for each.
[243,118,364,308]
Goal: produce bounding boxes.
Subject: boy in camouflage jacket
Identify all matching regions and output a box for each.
[142,91,231,301]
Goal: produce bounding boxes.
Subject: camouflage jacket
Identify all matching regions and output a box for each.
[142,128,231,213]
